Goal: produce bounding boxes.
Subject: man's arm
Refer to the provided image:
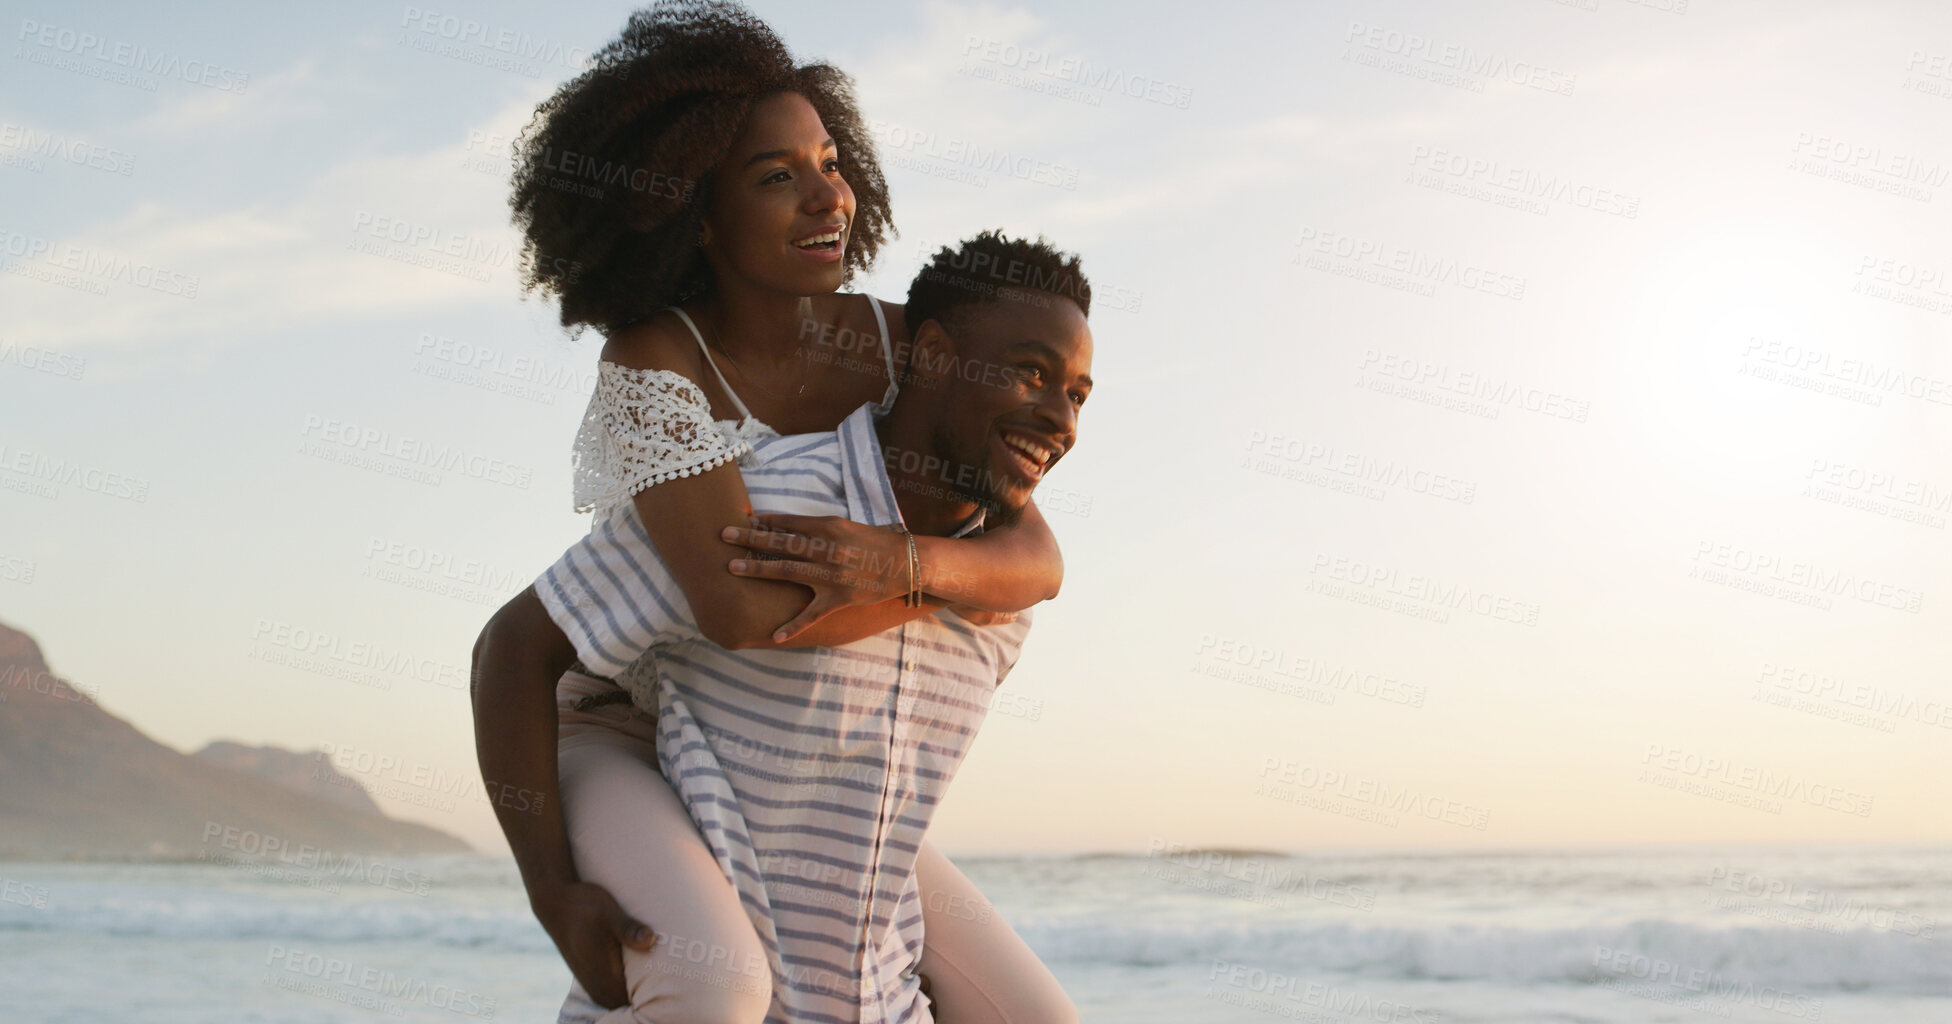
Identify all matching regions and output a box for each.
[470,588,654,1008]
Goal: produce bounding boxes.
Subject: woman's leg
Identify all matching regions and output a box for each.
[913,840,1077,1024]
[555,673,773,1024]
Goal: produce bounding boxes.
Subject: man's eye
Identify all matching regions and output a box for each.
[1069,392,1087,408]
[1016,366,1044,387]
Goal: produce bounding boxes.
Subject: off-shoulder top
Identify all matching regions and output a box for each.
[570,295,897,523]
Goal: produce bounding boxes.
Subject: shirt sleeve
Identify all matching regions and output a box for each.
[983,608,1035,689]
[571,362,751,518]
[531,510,704,679]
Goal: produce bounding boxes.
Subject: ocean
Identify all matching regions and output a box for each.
[1,845,1945,1022]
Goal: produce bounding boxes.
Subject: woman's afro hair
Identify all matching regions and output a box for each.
[509,0,892,335]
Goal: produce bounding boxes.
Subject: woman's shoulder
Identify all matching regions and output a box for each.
[599,309,707,378]
[842,292,908,345]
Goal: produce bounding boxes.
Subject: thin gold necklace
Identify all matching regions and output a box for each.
[702,313,810,398]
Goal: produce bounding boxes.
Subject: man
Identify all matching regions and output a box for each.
[473,231,1095,1023]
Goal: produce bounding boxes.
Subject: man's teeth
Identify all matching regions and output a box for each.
[1003,434,1052,466]
[795,231,841,248]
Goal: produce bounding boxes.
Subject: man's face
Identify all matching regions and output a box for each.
[927,291,1093,527]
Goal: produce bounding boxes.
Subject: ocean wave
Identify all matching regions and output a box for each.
[0,888,553,953]
[1013,918,1951,994]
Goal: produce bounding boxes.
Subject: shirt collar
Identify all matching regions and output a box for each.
[836,402,986,538]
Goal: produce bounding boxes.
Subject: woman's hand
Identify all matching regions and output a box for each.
[722,513,911,642]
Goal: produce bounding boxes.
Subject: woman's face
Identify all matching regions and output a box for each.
[702,90,856,298]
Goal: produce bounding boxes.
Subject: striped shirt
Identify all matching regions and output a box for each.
[535,401,1033,1024]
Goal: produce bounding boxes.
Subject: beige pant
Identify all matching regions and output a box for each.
[554,672,1077,1024]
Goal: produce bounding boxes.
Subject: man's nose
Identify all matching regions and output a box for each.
[1031,383,1077,439]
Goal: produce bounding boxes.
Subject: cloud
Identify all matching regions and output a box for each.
[0,89,548,360]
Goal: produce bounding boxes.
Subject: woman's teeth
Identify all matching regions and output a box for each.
[794,231,841,249]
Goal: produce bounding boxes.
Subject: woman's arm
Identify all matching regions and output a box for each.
[721,496,1062,642]
[914,497,1063,607]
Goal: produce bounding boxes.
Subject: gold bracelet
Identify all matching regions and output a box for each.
[903,529,921,607]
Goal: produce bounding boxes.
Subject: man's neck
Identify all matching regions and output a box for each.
[874,414,981,537]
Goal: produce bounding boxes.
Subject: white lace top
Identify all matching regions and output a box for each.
[570,297,897,524]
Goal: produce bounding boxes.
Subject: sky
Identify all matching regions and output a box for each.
[2,0,1949,856]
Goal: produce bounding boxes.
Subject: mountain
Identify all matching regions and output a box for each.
[192,740,384,816]
[0,620,470,860]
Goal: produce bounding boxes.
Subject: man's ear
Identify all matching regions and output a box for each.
[905,319,958,392]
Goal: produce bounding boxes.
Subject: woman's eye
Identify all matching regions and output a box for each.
[824,158,842,173]
[762,169,789,185]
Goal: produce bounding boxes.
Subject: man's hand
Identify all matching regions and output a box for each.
[534,880,658,1009]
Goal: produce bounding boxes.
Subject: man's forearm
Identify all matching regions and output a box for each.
[471,590,581,908]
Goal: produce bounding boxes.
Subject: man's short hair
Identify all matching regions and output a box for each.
[905,229,1091,335]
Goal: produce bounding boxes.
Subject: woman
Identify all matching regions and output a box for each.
[485,3,1075,1021]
